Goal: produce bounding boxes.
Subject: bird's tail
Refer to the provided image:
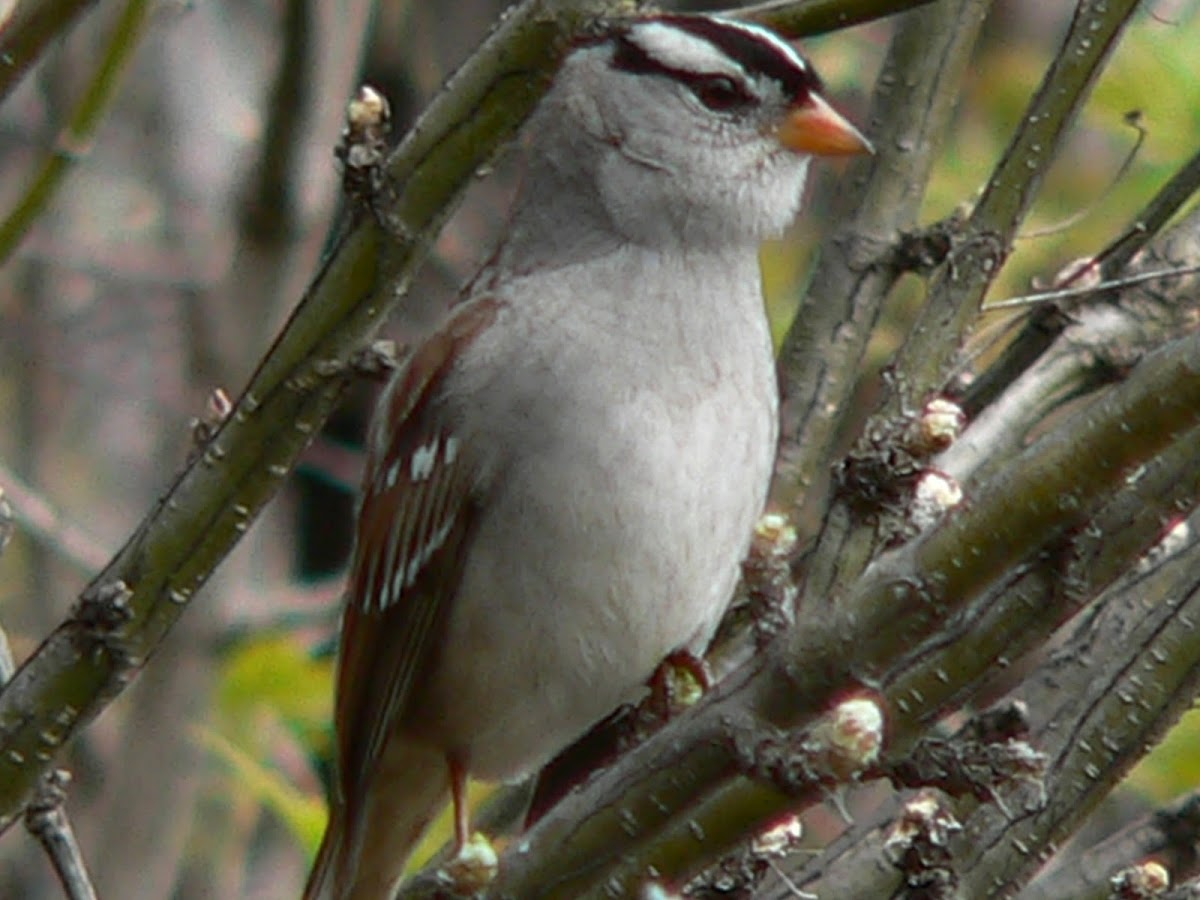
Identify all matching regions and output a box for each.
[302,814,342,900]
[303,741,450,900]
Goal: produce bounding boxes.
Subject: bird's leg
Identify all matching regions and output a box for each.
[648,649,712,719]
[449,755,470,853]
[616,650,711,752]
[440,756,500,893]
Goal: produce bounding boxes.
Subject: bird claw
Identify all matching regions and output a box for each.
[647,650,711,720]
[437,833,498,896]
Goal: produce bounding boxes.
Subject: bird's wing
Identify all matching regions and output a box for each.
[333,297,500,819]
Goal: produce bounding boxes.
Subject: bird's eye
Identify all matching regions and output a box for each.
[691,75,752,112]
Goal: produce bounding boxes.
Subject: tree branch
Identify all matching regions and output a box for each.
[1023,790,1200,900]
[0,0,154,265]
[463,237,1200,894]
[0,0,100,104]
[0,0,635,835]
[737,0,938,34]
[887,0,1141,412]
[956,511,1200,895]
[773,0,986,499]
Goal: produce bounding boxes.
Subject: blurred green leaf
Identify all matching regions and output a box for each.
[205,634,334,854]
[195,724,328,853]
[217,633,332,742]
[1126,709,1200,801]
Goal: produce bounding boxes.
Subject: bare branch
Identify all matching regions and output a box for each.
[0,0,99,104]
[956,513,1200,895]
[736,0,937,34]
[773,0,988,499]
[24,770,98,900]
[0,461,111,573]
[0,0,635,835]
[961,145,1200,419]
[888,0,1141,416]
[1023,790,1200,900]
[942,206,1200,486]
[0,0,155,265]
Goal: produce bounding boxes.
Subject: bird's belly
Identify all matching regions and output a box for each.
[404,384,774,780]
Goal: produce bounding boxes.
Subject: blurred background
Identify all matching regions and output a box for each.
[0,1,1198,896]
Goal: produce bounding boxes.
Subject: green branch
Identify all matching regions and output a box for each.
[889,0,1142,411]
[0,0,99,104]
[0,0,634,835]
[0,0,153,265]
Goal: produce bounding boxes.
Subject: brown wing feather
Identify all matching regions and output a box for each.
[329,299,500,864]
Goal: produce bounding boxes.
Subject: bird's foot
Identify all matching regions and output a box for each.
[646,650,711,720]
[437,833,498,896]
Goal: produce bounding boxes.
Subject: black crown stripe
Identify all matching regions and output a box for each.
[646,15,822,104]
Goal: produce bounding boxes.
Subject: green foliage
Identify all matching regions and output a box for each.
[218,633,332,742]
[209,634,333,854]
[197,724,328,855]
[1127,709,1200,801]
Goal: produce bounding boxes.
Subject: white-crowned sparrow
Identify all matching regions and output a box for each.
[305,14,868,899]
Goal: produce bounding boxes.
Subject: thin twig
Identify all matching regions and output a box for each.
[0,461,111,573]
[0,0,154,265]
[0,0,98,104]
[1017,110,1146,240]
[983,262,1200,311]
[736,0,937,34]
[0,586,97,899]
[1101,144,1200,277]
[24,771,98,900]
[883,0,1142,417]
[958,136,1200,419]
[773,0,988,499]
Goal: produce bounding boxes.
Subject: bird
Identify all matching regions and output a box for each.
[304,13,869,899]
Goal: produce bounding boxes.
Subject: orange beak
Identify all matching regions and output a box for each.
[776,93,872,157]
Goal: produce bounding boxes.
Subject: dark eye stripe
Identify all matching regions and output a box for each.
[611,35,757,110]
[692,74,756,112]
[649,15,823,105]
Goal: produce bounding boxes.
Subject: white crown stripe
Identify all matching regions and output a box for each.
[628,17,808,81]
[709,19,809,72]
[628,22,749,81]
